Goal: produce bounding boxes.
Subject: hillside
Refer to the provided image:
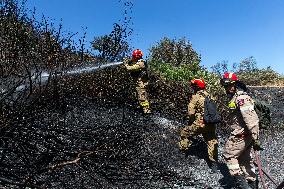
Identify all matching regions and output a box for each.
[0,1,283,187]
[0,82,283,188]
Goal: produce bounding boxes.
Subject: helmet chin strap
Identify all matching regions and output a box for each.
[191,86,199,93]
[225,85,236,96]
[226,86,244,98]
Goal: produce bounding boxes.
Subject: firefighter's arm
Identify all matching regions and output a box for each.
[124,59,145,71]
[187,94,197,121]
[237,95,259,140]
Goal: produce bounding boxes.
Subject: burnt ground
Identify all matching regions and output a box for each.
[0,87,283,189]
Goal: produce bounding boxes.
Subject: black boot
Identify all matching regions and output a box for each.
[233,175,250,189]
[248,180,258,189]
[209,161,218,173]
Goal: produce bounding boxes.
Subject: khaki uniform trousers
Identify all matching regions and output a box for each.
[180,123,218,162]
[136,77,150,113]
[223,135,256,181]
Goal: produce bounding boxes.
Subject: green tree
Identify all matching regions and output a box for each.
[211,56,284,86]
[211,60,229,76]
[211,60,239,76]
[92,23,130,63]
[149,37,201,67]
[238,56,257,73]
[0,0,84,108]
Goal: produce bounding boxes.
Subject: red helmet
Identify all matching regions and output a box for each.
[221,72,239,86]
[190,79,206,89]
[132,49,143,59]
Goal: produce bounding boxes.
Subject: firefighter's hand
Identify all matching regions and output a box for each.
[182,114,189,122]
[183,114,194,124]
[123,57,131,64]
[252,139,263,151]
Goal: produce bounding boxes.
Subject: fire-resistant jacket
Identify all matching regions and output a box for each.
[227,90,259,140]
[124,58,146,78]
[188,90,209,126]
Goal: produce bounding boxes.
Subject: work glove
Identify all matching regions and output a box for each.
[123,57,129,63]
[182,114,195,125]
[182,114,189,122]
[252,139,263,151]
[123,57,133,65]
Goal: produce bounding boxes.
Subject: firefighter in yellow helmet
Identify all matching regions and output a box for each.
[123,49,151,114]
[178,79,218,173]
[220,72,262,189]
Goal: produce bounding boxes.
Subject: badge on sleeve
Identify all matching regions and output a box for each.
[237,99,245,106]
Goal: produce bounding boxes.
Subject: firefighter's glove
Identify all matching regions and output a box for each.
[184,114,195,124]
[252,139,263,151]
[182,114,189,122]
[123,57,130,64]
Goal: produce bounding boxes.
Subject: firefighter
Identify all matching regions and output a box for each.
[123,49,151,114]
[220,72,262,189]
[178,79,218,173]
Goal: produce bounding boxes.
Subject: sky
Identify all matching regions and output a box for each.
[26,0,284,74]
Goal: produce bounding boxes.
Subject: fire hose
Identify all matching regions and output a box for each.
[253,149,284,189]
[276,180,284,189]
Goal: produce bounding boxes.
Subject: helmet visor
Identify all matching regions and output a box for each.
[220,78,235,87]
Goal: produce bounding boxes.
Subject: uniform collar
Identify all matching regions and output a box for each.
[197,90,205,95]
[236,89,246,96]
[228,90,247,101]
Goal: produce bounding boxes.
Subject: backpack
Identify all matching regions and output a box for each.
[253,98,271,130]
[203,96,221,124]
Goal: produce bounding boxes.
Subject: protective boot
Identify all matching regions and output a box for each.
[140,101,151,114]
[209,161,218,173]
[233,175,250,189]
[143,106,151,114]
[248,180,258,189]
[178,138,192,153]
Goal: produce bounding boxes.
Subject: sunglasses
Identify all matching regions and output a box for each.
[220,79,235,87]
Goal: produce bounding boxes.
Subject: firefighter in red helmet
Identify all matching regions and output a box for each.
[178,78,219,173]
[123,49,151,114]
[221,72,261,189]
